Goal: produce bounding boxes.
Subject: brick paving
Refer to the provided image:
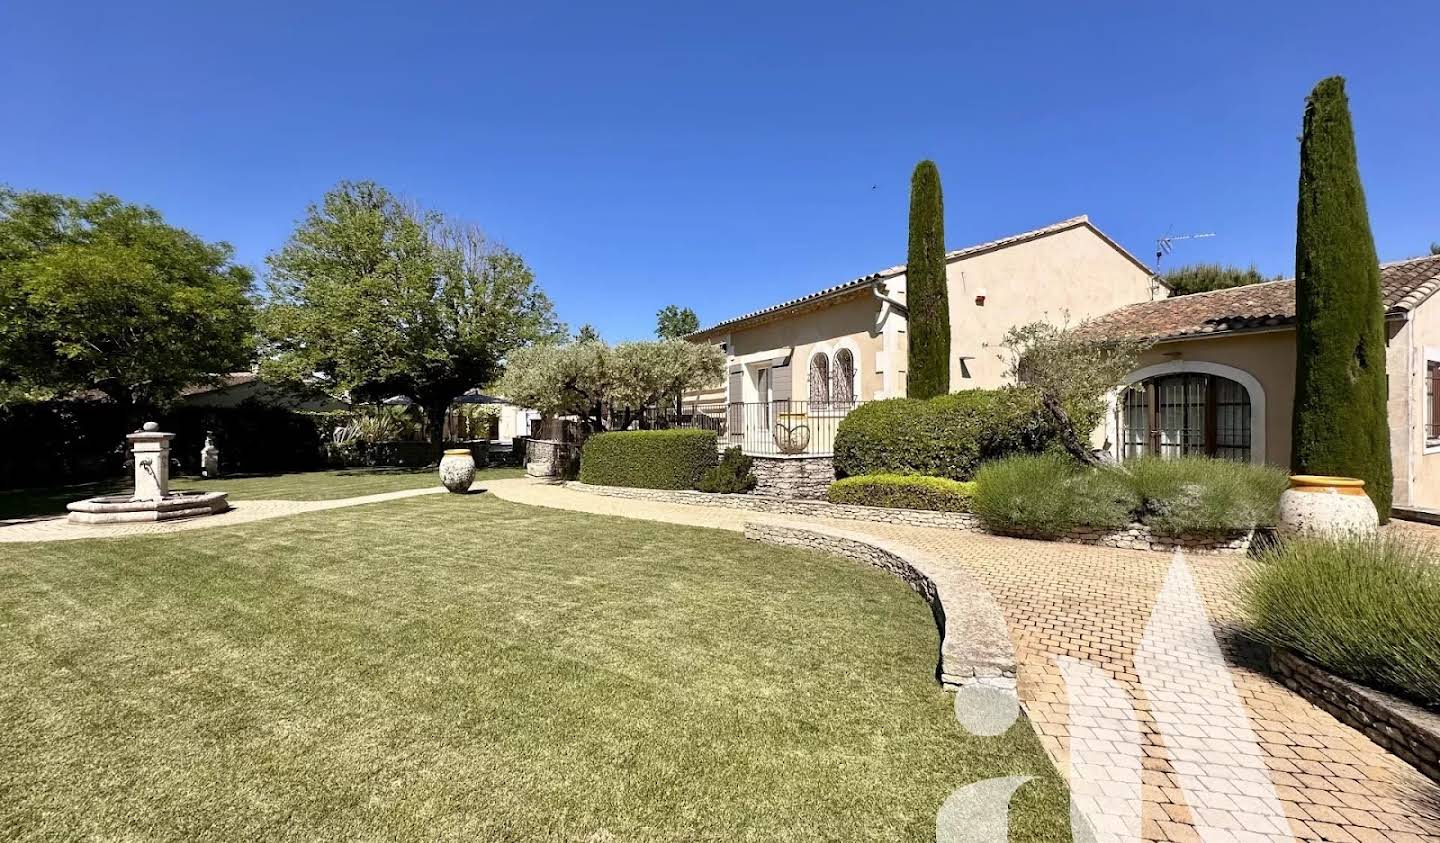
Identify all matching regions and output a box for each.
[487,478,1440,842]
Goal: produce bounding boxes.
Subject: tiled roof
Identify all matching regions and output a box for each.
[1076,253,1440,343]
[689,215,1149,337]
[178,372,258,397]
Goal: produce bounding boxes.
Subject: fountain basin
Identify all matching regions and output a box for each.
[67,491,230,524]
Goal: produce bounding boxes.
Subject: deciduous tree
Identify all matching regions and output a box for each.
[260,181,563,445]
[0,189,256,418]
[1162,263,1277,297]
[655,305,700,339]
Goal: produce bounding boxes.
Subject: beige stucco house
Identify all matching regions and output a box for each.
[686,216,1158,454]
[1079,254,1440,511]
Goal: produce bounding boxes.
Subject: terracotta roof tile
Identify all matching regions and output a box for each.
[1077,254,1440,342]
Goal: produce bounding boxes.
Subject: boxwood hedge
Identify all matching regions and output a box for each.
[833,386,1086,481]
[827,474,975,512]
[579,429,719,490]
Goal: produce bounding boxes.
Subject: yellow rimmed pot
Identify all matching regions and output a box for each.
[438,448,477,494]
[1277,475,1378,538]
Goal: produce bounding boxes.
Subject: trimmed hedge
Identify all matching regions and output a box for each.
[827,474,975,512]
[833,387,1085,481]
[1245,535,1440,708]
[579,429,719,490]
[972,454,1139,537]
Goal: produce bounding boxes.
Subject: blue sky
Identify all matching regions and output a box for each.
[4,1,1437,340]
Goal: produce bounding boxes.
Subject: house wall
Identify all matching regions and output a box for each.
[1401,298,1440,508]
[1120,330,1298,468]
[720,292,887,402]
[939,225,1157,390]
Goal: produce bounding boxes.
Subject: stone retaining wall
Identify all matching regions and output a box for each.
[1271,648,1440,784]
[749,456,834,500]
[566,482,978,529]
[742,521,1016,691]
[567,482,1256,553]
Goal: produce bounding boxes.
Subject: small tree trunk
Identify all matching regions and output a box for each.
[1042,392,1102,467]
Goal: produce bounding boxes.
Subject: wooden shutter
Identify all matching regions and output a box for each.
[770,364,792,404]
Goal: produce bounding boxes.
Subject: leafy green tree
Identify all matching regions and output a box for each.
[1430,242,1439,256]
[1162,263,1277,297]
[655,304,700,339]
[574,323,602,343]
[260,181,563,445]
[0,189,256,416]
[905,160,949,399]
[1291,77,1392,519]
[496,339,722,431]
[1001,321,1151,465]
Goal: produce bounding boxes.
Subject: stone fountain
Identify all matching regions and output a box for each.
[67,423,230,524]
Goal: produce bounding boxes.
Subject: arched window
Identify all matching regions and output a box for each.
[832,348,856,407]
[1119,373,1252,462]
[808,353,831,406]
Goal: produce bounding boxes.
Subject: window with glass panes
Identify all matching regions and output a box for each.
[1427,359,1440,446]
[1117,373,1252,462]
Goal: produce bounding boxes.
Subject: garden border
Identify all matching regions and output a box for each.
[566,482,1259,554]
[742,520,1016,691]
[1270,648,1440,784]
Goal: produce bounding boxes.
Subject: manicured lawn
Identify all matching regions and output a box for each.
[0,494,1069,841]
[0,467,525,520]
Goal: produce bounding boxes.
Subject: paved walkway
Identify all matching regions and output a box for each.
[0,486,447,543]
[486,479,1440,843]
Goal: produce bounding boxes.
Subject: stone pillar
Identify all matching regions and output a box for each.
[129,422,175,501]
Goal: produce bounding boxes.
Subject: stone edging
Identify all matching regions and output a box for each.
[742,520,1016,692]
[566,481,978,529]
[566,482,1257,554]
[1271,648,1440,784]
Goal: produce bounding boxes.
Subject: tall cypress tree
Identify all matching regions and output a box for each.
[1292,76,1392,520]
[906,160,949,399]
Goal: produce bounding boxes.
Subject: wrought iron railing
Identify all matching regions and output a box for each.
[604,400,864,456]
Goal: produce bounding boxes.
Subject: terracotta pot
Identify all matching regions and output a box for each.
[1277,475,1378,538]
[439,448,477,494]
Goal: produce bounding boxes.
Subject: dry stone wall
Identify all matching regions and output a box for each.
[749,456,834,500]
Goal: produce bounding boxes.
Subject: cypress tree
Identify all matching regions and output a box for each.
[1292,76,1392,520]
[906,160,950,399]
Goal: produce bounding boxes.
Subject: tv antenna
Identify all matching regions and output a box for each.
[1155,231,1216,273]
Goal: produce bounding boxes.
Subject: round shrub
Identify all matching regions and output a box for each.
[695,447,757,494]
[579,429,719,490]
[832,387,1076,481]
[826,474,975,512]
[972,454,1139,537]
[1122,457,1289,536]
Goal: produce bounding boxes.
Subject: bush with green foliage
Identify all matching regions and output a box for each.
[971,454,1139,537]
[695,447,757,494]
[579,429,719,490]
[1161,263,1276,297]
[833,387,1087,481]
[1123,457,1290,536]
[1292,76,1392,520]
[1244,535,1440,708]
[906,160,949,399]
[827,474,975,512]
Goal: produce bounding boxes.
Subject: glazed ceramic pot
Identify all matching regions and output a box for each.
[439,448,477,494]
[1277,475,1378,538]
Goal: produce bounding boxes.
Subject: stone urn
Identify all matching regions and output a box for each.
[439,448,477,493]
[1277,475,1379,538]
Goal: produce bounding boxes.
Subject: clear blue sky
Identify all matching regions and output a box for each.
[4,1,1436,340]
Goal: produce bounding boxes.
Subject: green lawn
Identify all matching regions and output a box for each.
[0,494,1069,841]
[0,467,525,520]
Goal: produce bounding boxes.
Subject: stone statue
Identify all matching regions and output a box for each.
[201,431,220,478]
